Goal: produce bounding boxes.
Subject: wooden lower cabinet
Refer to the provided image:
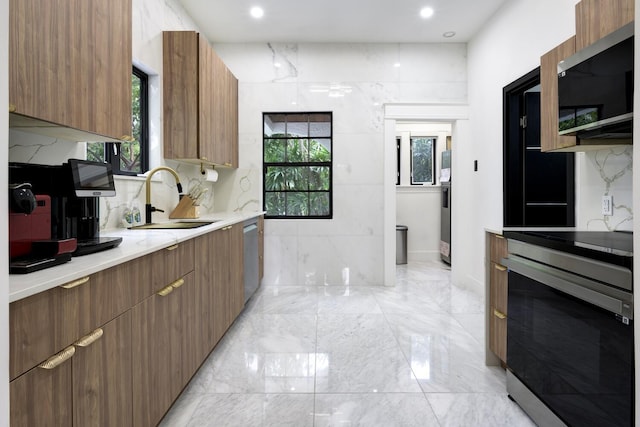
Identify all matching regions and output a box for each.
[10,312,132,427]
[489,261,508,362]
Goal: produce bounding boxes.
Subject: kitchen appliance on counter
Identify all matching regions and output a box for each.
[9,183,76,273]
[440,150,451,264]
[9,160,122,257]
[502,230,633,427]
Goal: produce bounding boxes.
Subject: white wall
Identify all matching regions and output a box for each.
[1,0,8,422]
[395,122,450,262]
[213,43,468,286]
[464,0,579,289]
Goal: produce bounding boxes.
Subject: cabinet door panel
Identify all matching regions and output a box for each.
[10,352,73,427]
[489,312,507,363]
[73,312,132,426]
[211,229,231,345]
[540,37,576,152]
[490,262,508,314]
[163,31,199,159]
[575,0,634,50]
[90,262,135,328]
[488,233,507,264]
[131,285,181,426]
[10,280,91,380]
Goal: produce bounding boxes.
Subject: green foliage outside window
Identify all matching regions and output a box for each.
[411,137,435,185]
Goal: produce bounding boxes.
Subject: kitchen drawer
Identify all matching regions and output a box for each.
[152,239,195,291]
[10,276,91,380]
[489,233,507,264]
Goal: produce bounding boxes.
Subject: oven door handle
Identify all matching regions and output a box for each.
[502,255,633,319]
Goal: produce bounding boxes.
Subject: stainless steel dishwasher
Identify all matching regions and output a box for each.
[243,218,260,303]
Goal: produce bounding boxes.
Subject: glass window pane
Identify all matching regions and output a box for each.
[286,192,309,216]
[411,137,434,184]
[309,113,331,137]
[309,166,330,191]
[266,192,286,216]
[309,139,331,162]
[265,166,288,191]
[285,167,309,191]
[265,114,287,137]
[87,142,106,163]
[310,192,330,216]
[120,140,142,173]
[265,139,286,162]
[286,139,309,162]
[286,113,309,137]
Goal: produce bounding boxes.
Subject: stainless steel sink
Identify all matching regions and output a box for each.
[130,221,216,230]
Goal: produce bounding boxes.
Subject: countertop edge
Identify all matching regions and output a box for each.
[9,211,265,303]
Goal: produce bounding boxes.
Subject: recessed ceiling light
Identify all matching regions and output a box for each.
[250,6,264,19]
[443,31,456,38]
[274,62,281,68]
[420,7,434,19]
[394,62,401,68]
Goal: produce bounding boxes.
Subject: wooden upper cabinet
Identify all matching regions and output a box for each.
[164,31,239,167]
[575,0,634,50]
[540,36,577,152]
[9,0,132,141]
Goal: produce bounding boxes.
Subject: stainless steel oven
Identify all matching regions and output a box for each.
[503,238,634,427]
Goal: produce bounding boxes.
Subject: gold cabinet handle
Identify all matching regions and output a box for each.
[60,276,90,289]
[170,278,185,289]
[38,346,75,370]
[157,284,175,297]
[200,157,208,161]
[120,135,133,141]
[222,225,233,231]
[74,328,104,347]
[224,162,232,167]
[166,244,179,251]
[494,264,507,272]
[9,103,16,113]
[495,234,504,239]
[493,309,507,320]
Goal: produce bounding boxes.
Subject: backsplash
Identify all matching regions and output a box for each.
[577,146,633,231]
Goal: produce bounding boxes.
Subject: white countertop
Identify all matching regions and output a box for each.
[9,211,264,303]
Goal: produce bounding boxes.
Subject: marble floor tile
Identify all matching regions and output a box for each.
[426,393,537,427]
[160,261,534,426]
[314,393,440,426]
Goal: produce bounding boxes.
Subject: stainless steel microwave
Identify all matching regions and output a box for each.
[557,22,634,140]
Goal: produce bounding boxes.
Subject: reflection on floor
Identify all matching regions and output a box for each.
[160,260,535,426]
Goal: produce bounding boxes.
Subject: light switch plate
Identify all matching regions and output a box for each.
[602,195,613,216]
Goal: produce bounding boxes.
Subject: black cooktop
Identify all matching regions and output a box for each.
[502,230,633,270]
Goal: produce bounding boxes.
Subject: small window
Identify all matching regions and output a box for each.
[410,137,436,185]
[86,66,149,175]
[263,112,332,219]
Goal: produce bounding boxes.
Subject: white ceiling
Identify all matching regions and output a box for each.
[177,0,510,43]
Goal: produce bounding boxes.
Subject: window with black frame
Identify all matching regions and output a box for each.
[410,136,435,185]
[263,112,332,219]
[86,66,149,175]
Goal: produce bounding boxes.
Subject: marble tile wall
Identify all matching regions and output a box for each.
[576,146,633,231]
[213,42,468,286]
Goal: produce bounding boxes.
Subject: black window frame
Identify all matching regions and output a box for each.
[396,137,401,185]
[262,111,333,219]
[409,136,436,185]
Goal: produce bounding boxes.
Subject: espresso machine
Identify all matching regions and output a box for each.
[9,160,122,271]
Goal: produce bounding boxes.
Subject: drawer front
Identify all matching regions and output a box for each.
[489,233,507,264]
[489,262,508,314]
[10,278,91,380]
[153,239,195,290]
[489,309,507,363]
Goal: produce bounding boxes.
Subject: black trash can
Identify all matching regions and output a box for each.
[396,225,408,265]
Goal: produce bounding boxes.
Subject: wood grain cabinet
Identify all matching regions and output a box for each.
[9,0,132,141]
[163,31,239,167]
[196,225,244,349]
[488,233,508,363]
[10,310,132,427]
[575,0,634,50]
[540,36,577,152]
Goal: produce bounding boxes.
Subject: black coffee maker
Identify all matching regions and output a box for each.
[9,160,122,255]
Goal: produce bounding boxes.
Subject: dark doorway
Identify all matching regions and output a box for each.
[503,68,575,227]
